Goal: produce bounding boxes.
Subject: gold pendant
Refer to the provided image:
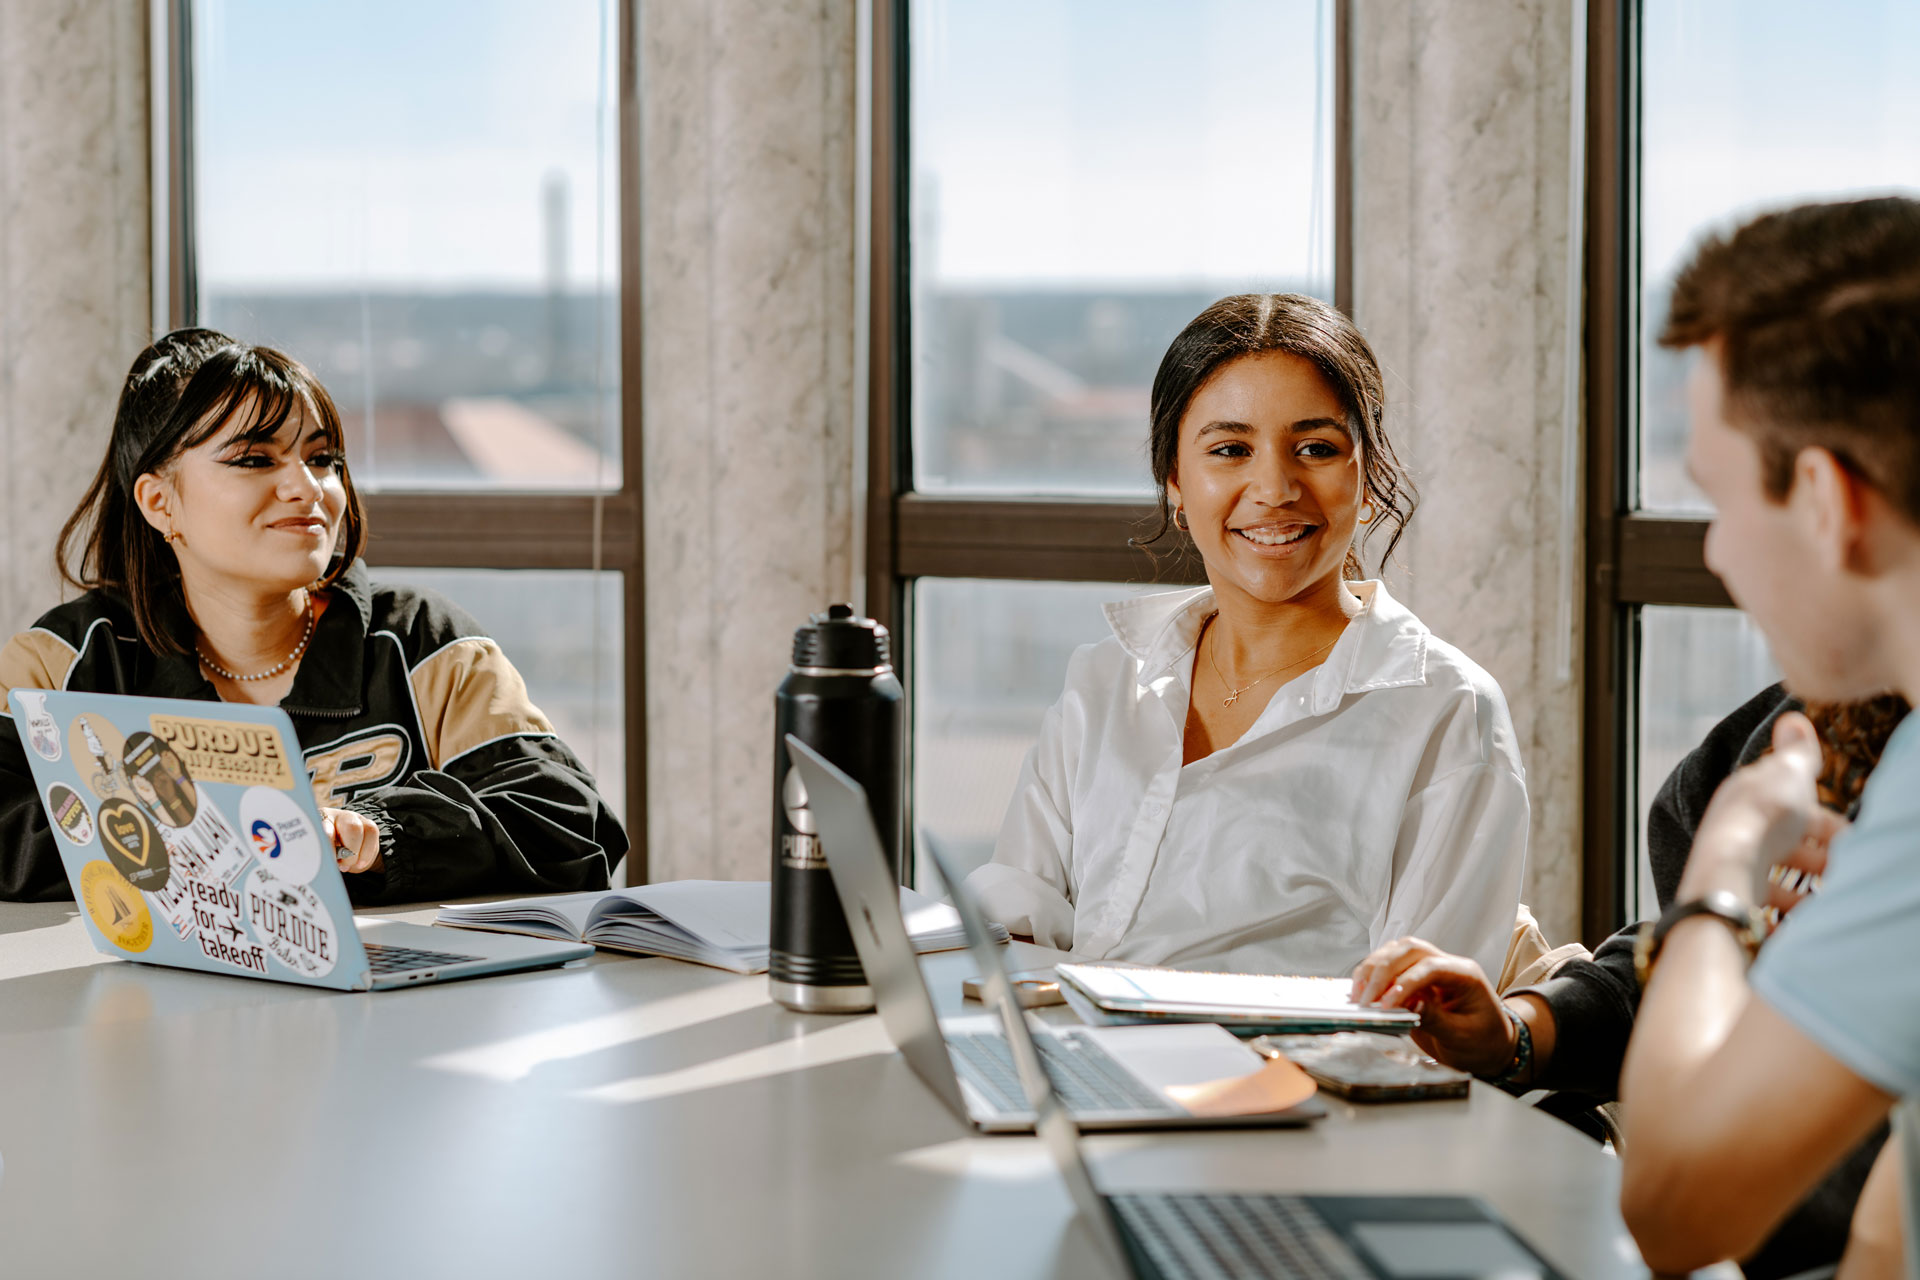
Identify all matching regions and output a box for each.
[1223,693,1239,707]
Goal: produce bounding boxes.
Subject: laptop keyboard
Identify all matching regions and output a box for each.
[947,1029,1168,1115]
[1109,1194,1373,1280]
[363,942,480,974]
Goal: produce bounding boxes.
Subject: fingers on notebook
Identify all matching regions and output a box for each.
[1350,937,1445,1006]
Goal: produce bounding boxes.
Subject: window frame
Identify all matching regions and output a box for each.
[1582,0,1733,944]
[865,0,1351,874]
[158,0,650,882]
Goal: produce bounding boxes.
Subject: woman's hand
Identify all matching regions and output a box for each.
[321,807,384,875]
[1349,937,1519,1078]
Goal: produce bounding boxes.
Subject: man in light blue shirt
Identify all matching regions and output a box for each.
[1618,196,1920,1275]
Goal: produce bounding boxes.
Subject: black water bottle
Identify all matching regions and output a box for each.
[770,604,903,1013]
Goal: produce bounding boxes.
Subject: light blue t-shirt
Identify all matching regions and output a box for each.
[1751,714,1920,1277]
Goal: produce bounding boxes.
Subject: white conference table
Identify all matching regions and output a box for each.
[0,899,1650,1280]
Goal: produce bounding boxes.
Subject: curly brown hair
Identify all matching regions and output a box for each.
[1804,694,1911,814]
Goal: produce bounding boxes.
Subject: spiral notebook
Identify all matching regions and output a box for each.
[435,879,1006,974]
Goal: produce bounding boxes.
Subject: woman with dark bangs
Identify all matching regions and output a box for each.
[0,332,625,902]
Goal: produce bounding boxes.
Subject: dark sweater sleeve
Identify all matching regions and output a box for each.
[338,735,625,906]
[1512,683,1797,1099]
[1517,922,1641,1097]
[0,725,72,901]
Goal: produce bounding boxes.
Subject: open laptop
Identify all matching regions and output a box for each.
[786,735,1321,1134]
[916,829,1572,1280]
[10,689,591,990]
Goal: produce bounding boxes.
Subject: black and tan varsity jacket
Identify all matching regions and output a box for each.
[0,561,625,904]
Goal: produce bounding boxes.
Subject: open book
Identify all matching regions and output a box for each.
[1054,962,1420,1035]
[435,880,1007,975]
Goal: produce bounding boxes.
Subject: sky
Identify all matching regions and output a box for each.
[1640,0,1920,287]
[195,0,617,291]
[911,0,1331,289]
[194,0,1920,297]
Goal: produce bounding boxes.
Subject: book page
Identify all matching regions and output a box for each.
[441,890,607,939]
[614,881,771,949]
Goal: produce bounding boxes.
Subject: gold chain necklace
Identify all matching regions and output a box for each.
[1203,619,1341,708]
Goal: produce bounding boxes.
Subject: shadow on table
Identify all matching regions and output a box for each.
[506,1049,1103,1279]
[0,902,78,937]
[0,954,333,1034]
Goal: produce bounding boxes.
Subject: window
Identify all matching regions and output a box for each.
[1585,0,1920,936]
[162,0,645,876]
[872,0,1345,883]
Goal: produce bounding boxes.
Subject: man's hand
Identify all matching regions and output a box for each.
[321,807,384,875]
[1349,937,1519,1078]
[1679,711,1828,906]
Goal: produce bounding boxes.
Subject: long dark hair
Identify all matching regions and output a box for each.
[58,335,368,654]
[1137,293,1415,579]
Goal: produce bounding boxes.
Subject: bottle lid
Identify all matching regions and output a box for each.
[791,604,892,673]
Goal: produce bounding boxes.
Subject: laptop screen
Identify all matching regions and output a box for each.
[919,841,1136,1279]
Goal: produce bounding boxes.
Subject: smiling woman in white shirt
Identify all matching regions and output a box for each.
[965,293,1528,979]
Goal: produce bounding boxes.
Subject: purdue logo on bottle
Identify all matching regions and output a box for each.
[779,767,826,869]
[769,603,902,1013]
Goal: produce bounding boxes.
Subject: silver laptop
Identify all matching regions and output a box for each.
[10,689,592,990]
[786,735,1320,1133]
[919,829,1571,1280]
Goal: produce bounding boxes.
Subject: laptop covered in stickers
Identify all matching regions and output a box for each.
[9,689,592,990]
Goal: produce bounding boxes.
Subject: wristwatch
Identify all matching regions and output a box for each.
[1633,890,1765,988]
[1488,1002,1534,1087]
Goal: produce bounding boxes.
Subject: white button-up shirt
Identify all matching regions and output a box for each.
[965,581,1528,979]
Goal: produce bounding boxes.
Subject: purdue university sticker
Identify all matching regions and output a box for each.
[80,861,152,953]
[244,868,337,978]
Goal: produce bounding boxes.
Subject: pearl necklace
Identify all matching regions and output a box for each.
[198,595,316,683]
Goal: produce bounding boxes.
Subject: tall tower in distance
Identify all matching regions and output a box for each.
[544,170,570,386]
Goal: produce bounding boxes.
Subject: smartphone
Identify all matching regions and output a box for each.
[1253,1032,1471,1102]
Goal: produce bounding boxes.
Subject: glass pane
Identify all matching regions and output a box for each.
[372,567,625,825]
[192,1,620,492]
[911,577,1164,888]
[1638,0,1920,513]
[1633,606,1779,921]
[909,0,1334,496]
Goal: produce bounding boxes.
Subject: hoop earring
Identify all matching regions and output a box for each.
[1173,509,1189,532]
[1356,501,1376,526]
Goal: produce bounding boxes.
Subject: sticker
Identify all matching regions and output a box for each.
[46,783,94,845]
[180,790,251,888]
[79,860,153,953]
[122,731,198,828]
[187,878,268,974]
[244,868,338,978]
[238,787,323,885]
[147,714,295,790]
[145,832,210,942]
[97,798,170,894]
[68,714,130,799]
[17,692,61,761]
